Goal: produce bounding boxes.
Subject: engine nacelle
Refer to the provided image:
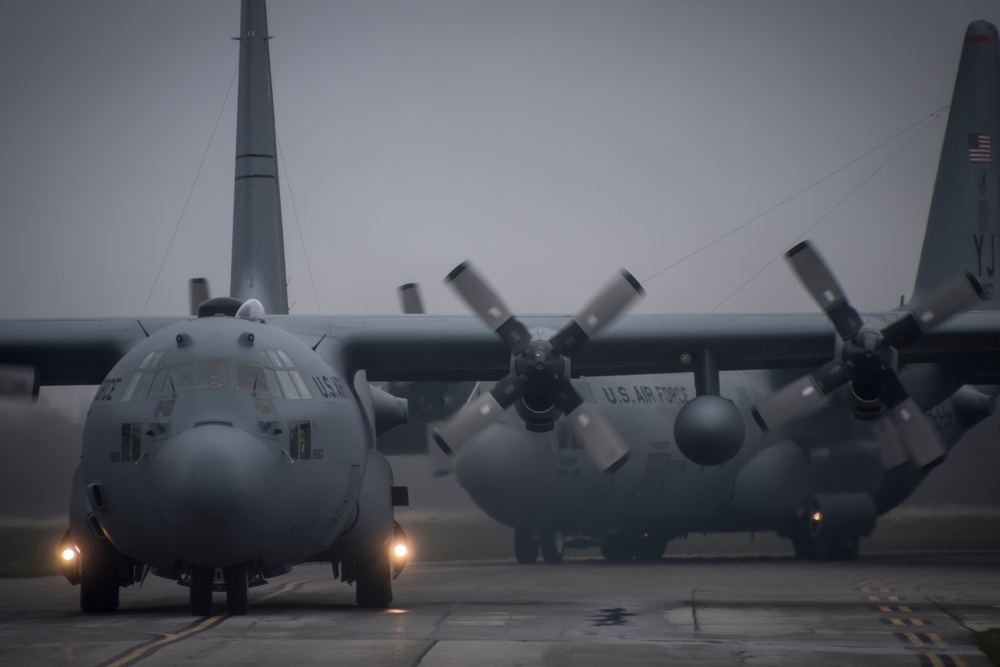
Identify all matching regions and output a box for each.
[673,395,745,466]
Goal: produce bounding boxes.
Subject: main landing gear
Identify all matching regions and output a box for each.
[514,528,565,564]
[600,531,669,563]
[187,562,253,616]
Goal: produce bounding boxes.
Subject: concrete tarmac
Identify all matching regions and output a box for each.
[2,552,999,666]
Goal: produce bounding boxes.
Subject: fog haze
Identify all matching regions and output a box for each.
[3,1,1000,318]
[2,1,1000,524]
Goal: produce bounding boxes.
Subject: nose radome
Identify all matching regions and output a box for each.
[154,424,275,567]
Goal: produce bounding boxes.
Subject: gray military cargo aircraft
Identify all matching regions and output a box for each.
[401,20,1000,565]
[1,0,999,617]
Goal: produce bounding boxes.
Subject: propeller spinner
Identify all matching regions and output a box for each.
[751,241,983,470]
[432,262,644,473]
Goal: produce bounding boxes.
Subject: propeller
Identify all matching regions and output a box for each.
[751,241,983,469]
[189,278,210,316]
[398,283,425,314]
[431,261,644,472]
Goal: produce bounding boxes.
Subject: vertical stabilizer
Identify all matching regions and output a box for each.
[913,21,1000,309]
[231,0,289,314]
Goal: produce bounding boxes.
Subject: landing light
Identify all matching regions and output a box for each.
[393,543,408,559]
[811,511,823,523]
[61,547,78,562]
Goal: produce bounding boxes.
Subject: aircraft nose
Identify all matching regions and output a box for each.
[154,424,274,567]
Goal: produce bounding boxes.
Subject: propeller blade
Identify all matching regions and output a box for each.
[430,376,525,455]
[785,241,862,340]
[751,358,852,431]
[445,262,531,354]
[398,283,425,314]
[550,270,645,356]
[548,376,630,472]
[871,418,909,471]
[871,369,946,469]
[565,402,631,473]
[882,272,984,348]
[189,278,210,317]
[887,398,947,469]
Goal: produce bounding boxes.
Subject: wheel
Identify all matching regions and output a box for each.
[514,528,539,564]
[540,529,564,564]
[224,564,249,615]
[189,566,213,616]
[356,550,392,608]
[80,559,119,613]
[635,533,669,562]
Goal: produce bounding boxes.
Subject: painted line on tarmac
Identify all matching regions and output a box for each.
[95,578,310,667]
[853,577,972,667]
[95,614,226,667]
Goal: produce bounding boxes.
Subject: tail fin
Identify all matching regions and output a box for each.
[230,0,289,314]
[913,21,999,309]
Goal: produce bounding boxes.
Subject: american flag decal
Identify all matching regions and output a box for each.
[969,133,992,163]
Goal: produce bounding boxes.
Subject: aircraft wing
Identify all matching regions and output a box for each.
[1,310,998,389]
[276,310,1000,383]
[0,318,173,386]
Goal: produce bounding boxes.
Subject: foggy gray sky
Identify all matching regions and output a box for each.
[6,0,1000,522]
[2,0,1000,320]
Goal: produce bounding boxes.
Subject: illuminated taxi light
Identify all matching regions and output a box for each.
[61,547,78,562]
[811,511,823,523]
[393,543,409,559]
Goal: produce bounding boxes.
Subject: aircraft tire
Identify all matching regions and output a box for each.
[540,530,564,564]
[224,564,249,616]
[356,551,393,608]
[514,528,539,564]
[189,566,213,616]
[79,560,119,613]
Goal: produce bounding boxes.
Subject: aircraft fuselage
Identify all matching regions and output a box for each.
[70,315,369,576]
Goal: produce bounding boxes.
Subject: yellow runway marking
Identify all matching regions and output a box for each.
[256,579,307,603]
[878,605,913,613]
[100,614,226,667]
[97,578,310,667]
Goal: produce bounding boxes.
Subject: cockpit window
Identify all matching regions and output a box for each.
[235,299,266,323]
[121,357,313,401]
[234,362,267,392]
[195,361,233,389]
[138,351,165,370]
[264,350,295,368]
[167,364,194,393]
[122,368,164,402]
